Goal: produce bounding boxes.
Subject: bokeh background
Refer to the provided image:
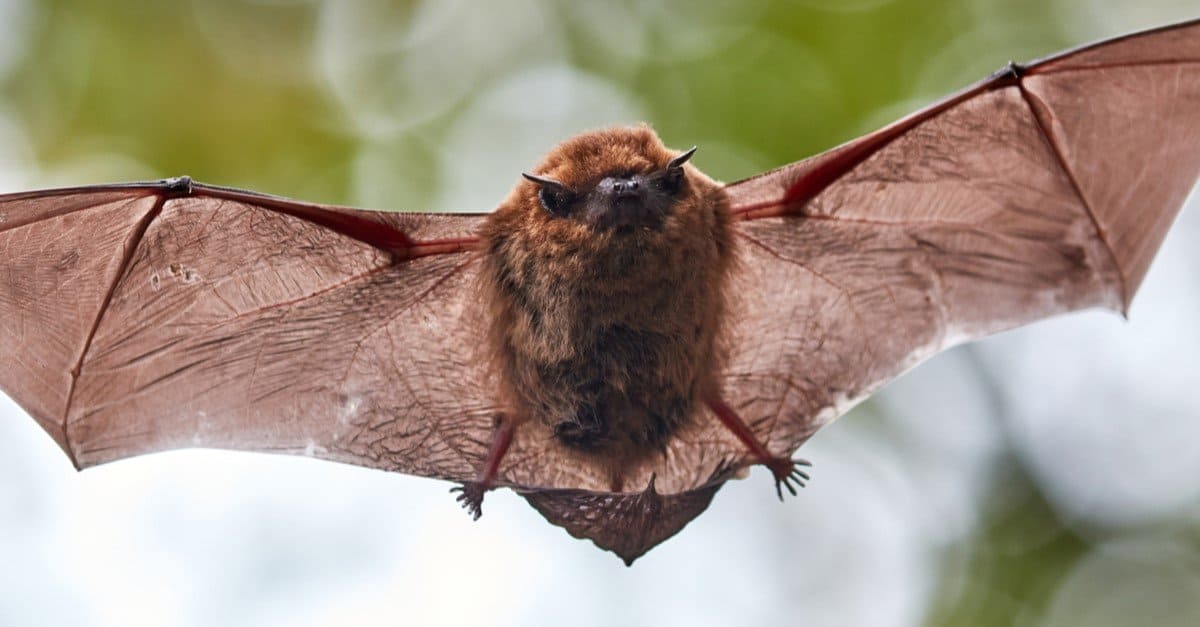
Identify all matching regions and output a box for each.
[2,1,1198,625]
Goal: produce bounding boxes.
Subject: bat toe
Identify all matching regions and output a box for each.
[766,457,812,500]
[450,481,488,520]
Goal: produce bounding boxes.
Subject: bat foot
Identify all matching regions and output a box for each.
[451,481,489,520]
[765,457,812,500]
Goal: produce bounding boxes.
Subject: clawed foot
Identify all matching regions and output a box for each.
[765,457,812,500]
[451,481,489,520]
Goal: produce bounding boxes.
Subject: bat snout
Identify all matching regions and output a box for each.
[597,176,642,199]
[587,175,665,231]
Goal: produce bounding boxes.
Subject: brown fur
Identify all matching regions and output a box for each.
[479,126,734,480]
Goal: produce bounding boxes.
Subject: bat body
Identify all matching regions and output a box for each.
[2,19,1198,564]
[480,129,734,480]
[456,128,806,516]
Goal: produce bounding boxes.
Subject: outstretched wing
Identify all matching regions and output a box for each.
[719,19,1200,457]
[0,178,497,481]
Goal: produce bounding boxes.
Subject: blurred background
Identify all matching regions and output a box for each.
[1,0,1198,625]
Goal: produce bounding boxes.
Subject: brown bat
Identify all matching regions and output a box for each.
[2,20,1198,565]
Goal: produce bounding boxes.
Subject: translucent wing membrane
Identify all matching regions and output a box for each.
[0,181,492,480]
[722,18,1200,456]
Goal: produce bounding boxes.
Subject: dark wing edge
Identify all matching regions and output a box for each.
[720,19,1200,456]
[0,179,490,478]
[0,177,482,261]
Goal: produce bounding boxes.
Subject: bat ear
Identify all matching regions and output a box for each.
[666,146,697,171]
[522,172,568,191]
[522,172,576,216]
[659,146,697,193]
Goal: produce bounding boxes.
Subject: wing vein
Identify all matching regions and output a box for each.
[60,193,167,467]
[1016,82,1128,308]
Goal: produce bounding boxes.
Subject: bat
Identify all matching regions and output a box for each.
[2,19,1198,566]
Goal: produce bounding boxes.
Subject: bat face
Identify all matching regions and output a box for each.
[503,126,719,252]
[523,142,697,233]
[479,126,734,480]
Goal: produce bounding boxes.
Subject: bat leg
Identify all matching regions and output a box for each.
[450,413,515,520]
[704,395,812,500]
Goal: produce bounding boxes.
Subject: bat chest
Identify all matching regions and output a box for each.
[540,324,698,454]
[503,255,720,457]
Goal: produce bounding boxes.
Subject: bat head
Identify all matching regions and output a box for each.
[521,129,697,233]
[506,126,724,240]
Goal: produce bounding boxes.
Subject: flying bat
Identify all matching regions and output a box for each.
[1,19,1198,565]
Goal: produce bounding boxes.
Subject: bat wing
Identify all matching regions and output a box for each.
[0,178,499,482]
[715,18,1200,459]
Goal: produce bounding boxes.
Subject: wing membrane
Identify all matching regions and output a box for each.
[722,19,1200,455]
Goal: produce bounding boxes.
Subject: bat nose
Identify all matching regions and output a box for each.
[598,176,641,199]
[588,175,660,231]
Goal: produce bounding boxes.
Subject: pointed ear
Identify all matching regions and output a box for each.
[666,146,697,171]
[522,172,570,194]
[658,147,697,193]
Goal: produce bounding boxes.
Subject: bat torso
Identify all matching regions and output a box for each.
[479,128,734,472]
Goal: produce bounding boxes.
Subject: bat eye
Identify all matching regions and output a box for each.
[537,187,576,216]
[522,172,576,217]
[659,168,685,194]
